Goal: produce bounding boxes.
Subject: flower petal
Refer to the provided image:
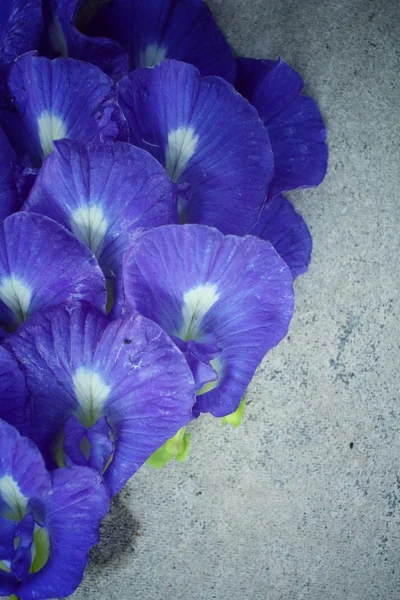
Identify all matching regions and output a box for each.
[89,0,235,82]
[250,194,312,279]
[118,60,273,234]
[9,302,195,496]
[123,224,294,416]
[0,125,20,219]
[18,466,109,599]
[0,54,127,167]
[236,57,328,198]
[0,345,29,434]
[0,212,106,332]
[0,419,50,519]
[0,0,42,64]
[42,0,128,81]
[24,139,178,278]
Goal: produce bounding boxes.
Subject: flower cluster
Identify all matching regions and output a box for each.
[0,0,327,597]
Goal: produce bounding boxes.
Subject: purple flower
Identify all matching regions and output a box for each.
[0,419,109,600]
[9,302,195,496]
[88,0,235,82]
[0,54,127,169]
[250,194,312,279]
[0,345,29,434]
[24,139,178,300]
[236,57,328,199]
[0,124,20,219]
[0,212,106,333]
[118,59,273,235]
[122,224,294,416]
[0,0,42,64]
[41,0,128,81]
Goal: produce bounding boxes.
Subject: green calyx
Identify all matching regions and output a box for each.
[146,427,191,469]
[221,396,247,428]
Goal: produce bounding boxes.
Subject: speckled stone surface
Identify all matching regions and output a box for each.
[73,1,400,599]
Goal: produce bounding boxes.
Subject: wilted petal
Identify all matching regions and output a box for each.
[0,0,42,64]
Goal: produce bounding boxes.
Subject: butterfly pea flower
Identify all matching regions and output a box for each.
[122,224,294,417]
[0,53,127,171]
[9,302,195,497]
[24,139,178,304]
[42,0,128,81]
[250,193,313,279]
[0,212,106,334]
[118,59,273,236]
[0,0,42,65]
[89,0,235,83]
[236,57,328,200]
[0,418,109,600]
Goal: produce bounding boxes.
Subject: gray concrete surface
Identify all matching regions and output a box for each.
[74,1,400,599]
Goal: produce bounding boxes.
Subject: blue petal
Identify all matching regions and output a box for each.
[0,54,128,167]
[0,419,51,518]
[0,125,20,219]
[0,345,29,434]
[10,513,35,581]
[251,194,312,279]
[42,0,128,81]
[0,0,42,64]
[24,139,178,280]
[122,225,294,416]
[0,515,15,559]
[118,60,273,235]
[89,0,235,82]
[0,213,106,332]
[236,57,328,198]
[9,302,195,496]
[18,466,109,599]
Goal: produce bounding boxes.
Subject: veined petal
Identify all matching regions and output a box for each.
[0,54,127,167]
[42,0,128,81]
[118,60,273,235]
[251,194,312,279]
[0,345,29,434]
[0,125,20,219]
[123,224,294,416]
[24,140,178,278]
[0,213,106,332]
[89,0,235,82]
[17,466,109,599]
[236,57,328,198]
[9,302,195,496]
[0,0,42,64]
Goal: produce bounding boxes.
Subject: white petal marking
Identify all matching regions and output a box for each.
[179,284,219,341]
[165,127,199,182]
[38,112,67,158]
[0,276,32,325]
[71,205,108,258]
[73,367,111,427]
[139,44,167,68]
[0,475,28,520]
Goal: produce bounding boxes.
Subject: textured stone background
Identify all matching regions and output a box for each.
[74,0,400,599]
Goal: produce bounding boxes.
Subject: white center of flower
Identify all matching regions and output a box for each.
[0,476,28,520]
[38,112,67,159]
[179,284,219,341]
[48,15,68,57]
[71,205,108,258]
[139,44,167,68]
[73,367,111,427]
[165,127,199,182]
[0,276,32,325]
